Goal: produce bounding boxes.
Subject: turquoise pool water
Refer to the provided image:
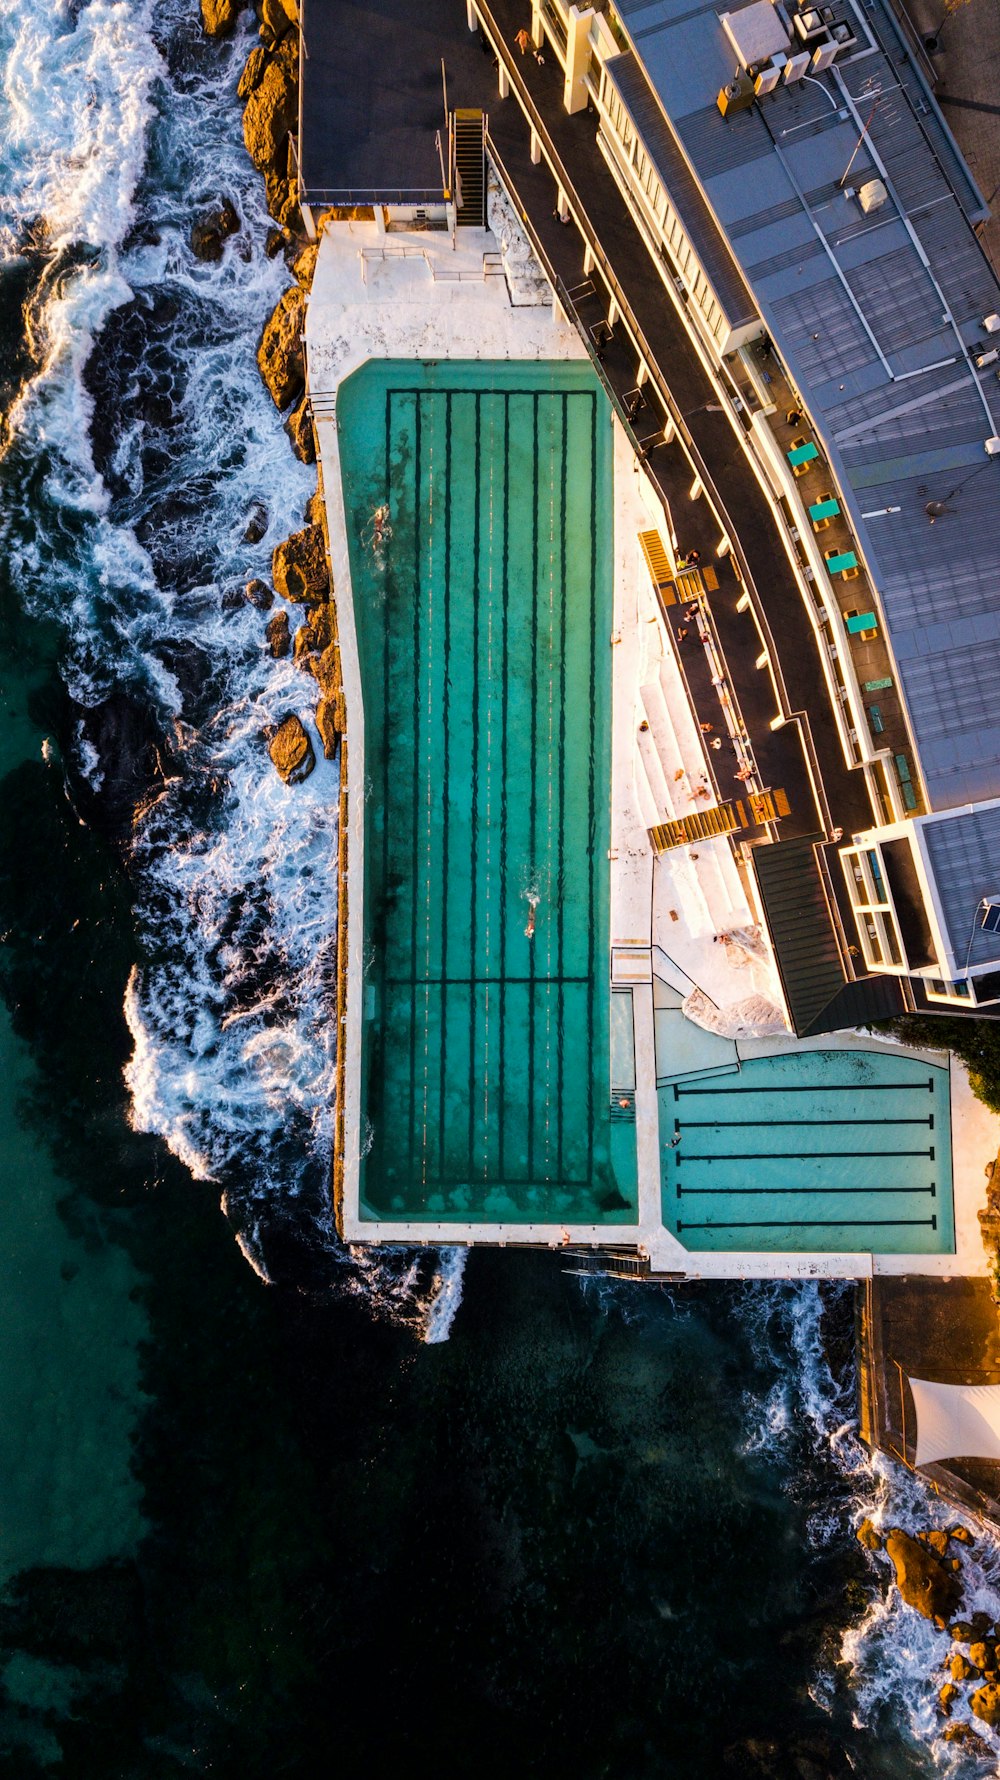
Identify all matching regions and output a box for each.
[660,1047,953,1254]
[338,360,636,1225]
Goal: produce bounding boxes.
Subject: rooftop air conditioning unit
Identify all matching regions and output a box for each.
[985,313,1000,333]
[717,73,756,115]
[858,178,888,214]
[811,38,840,68]
[981,898,1000,933]
[975,346,1000,368]
[985,435,1000,455]
[783,49,811,79]
[754,60,782,93]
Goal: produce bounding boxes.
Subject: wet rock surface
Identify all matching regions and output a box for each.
[70,694,165,839]
[272,524,328,603]
[200,0,241,35]
[268,713,314,783]
[265,610,290,659]
[885,1527,962,1624]
[190,199,240,262]
[257,283,305,411]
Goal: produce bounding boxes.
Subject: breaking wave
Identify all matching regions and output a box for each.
[0,0,462,1341]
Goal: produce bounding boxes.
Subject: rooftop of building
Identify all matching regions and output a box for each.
[613,0,1000,815]
[920,802,1000,971]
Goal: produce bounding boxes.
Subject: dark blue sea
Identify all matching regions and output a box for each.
[0,2,997,1772]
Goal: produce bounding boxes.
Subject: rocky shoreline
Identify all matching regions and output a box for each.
[201,0,343,790]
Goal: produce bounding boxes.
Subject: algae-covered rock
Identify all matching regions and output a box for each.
[268,713,314,783]
[257,284,305,411]
[272,524,328,603]
[885,1528,962,1624]
[315,696,340,759]
[856,1518,882,1553]
[201,0,240,35]
[285,394,315,464]
[971,1681,1000,1727]
[265,610,290,658]
[242,56,297,171]
[237,45,268,99]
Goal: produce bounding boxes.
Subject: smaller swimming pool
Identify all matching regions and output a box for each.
[660,1046,953,1254]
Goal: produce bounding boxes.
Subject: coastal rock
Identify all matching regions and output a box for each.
[292,242,318,289]
[257,284,305,411]
[885,1528,962,1623]
[305,488,325,528]
[285,394,315,463]
[265,226,286,258]
[313,641,341,701]
[272,524,328,603]
[260,0,293,43]
[243,502,268,544]
[949,1651,977,1682]
[939,1682,959,1715]
[263,165,301,230]
[971,1611,993,1636]
[969,1641,997,1676]
[268,713,314,784]
[315,697,340,758]
[919,1530,951,1558]
[237,45,268,99]
[242,57,297,171]
[190,200,240,262]
[200,0,241,35]
[943,1720,993,1757]
[265,610,290,658]
[245,577,273,611]
[971,1681,1000,1727]
[952,1621,977,1643]
[292,602,334,663]
[71,693,165,838]
[856,1518,882,1553]
[949,1526,976,1546]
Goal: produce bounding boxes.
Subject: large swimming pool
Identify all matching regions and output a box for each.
[338,360,636,1225]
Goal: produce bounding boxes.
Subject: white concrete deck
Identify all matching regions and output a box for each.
[307,217,997,1281]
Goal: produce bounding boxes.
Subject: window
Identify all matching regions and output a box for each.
[865,849,887,905]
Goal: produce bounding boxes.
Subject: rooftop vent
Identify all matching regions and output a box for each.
[985,436,1000,455]
[858,178,888,214]
[984,313,1000,334]
[717,72,757,115]
[721,1,791,70]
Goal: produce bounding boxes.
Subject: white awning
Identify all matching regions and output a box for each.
[910,1376,1000,1467]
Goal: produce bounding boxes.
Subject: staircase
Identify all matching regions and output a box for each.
[453,109,486,227]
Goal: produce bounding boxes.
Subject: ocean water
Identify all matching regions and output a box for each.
[0,0,998,1772]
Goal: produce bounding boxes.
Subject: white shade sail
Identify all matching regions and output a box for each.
[909,1376,1000,1467]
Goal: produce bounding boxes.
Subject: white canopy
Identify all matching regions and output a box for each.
[910,1376,1000,1467]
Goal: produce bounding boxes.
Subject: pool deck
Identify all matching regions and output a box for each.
[307,219,999,1279]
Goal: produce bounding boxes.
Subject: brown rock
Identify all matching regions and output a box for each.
[939,1682,959,1715]
[949,1526,976,1547]
[277,0,299,21]
[272,524,328,602]
[259,0,293,43]
[246,577,273,611]
[265,610,290,658]
[885,1529,962,1623]
[285,394,315,464]
[315,696,340,758]
[921,1530,950,1557]
[243,502,268,545]
[257,284,305,411]
[971,1681,1000,1727]
[200,0,240,35]
[265,226,286,259]
[971,1611,993,1636]
[190,200,240,262]
[313,641,341,701]
[950,1652,978,1682]
[971,1641,997,1674]
[943,1720,993,1756]
[292,601,336,662]
[856,1518,882,1553]
[952,1621,977,1643]
[242,57,296,171]
[237,45,268,99]
[292,242,318,289]
[305,489,325,528]
[268,713,314,784]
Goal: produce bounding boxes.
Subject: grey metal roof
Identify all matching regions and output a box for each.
[605,55,757,325]
[922,807,1000,969]
[613,0,1000,815]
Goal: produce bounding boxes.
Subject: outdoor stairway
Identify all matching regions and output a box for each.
[649,801,744,851]
[637,530,719,607]
[453,109,486,226]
